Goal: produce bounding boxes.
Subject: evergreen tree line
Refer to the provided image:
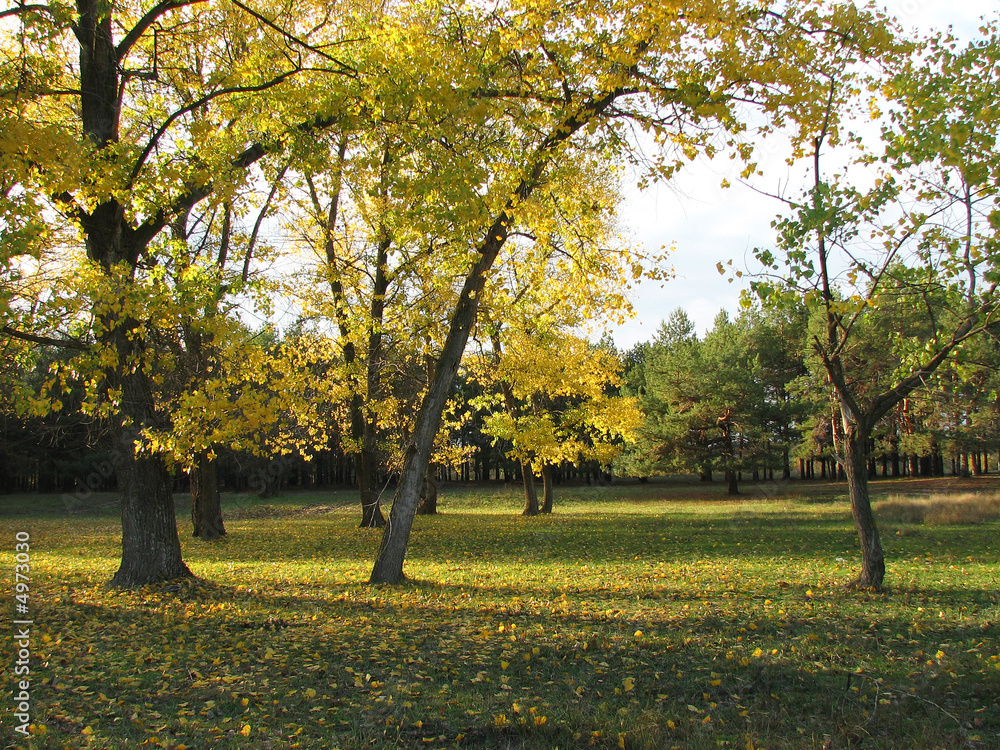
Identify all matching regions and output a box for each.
[619,305,1000,494]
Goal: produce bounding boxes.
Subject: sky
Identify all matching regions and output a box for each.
[606,1,999,350]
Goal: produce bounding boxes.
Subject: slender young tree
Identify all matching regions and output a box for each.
[747,27,1000,588]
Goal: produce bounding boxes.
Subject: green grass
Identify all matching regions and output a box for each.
[2,477,999,750]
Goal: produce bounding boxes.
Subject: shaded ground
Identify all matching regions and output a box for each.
[1,477,997,749]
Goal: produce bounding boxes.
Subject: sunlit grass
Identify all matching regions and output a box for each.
[1,477,998,749]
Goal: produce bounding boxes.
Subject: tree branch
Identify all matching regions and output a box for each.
[0,3,55,20]
[0,325,89,351]
[126,66,303,189]
[116,0,208,62]
[229,0,359,73]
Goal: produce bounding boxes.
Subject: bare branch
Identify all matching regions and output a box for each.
[126,66,302,189]
[242,161,290,283]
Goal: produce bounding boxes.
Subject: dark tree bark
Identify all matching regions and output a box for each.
[111,448,191,587]
[108,329,192,587]
[416,463,438,515]
[841,424,884,589]
[540,464,554,514]
[355,427,386,527]
[191,450,225,540]
[722,420,739,495]
[521,462,539,516]
[725,469,739,496]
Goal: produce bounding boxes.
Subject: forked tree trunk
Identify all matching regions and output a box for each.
[540,464,554,514]
[841,424,885,589]
[521,463,539,516]
[356,439,386,528]
[191,450,225,540]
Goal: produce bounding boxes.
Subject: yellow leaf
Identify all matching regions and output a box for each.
[81,726,95,736]
[240,724,251,737]
[305,688,317,698]
[623,677,635,692]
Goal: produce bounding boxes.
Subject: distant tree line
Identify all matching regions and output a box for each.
[5,301,997,502]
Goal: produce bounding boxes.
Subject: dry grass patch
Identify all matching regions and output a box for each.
[876,492,1000,525]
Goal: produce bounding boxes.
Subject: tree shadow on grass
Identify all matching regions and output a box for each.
[31,579,1000,750]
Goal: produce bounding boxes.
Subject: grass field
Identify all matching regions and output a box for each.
[2,477,998,749]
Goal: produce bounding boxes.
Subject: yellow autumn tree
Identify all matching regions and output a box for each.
[0,0,367,586]
[475,327,642,514]
[368,0,902,583]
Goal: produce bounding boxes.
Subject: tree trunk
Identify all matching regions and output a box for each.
[725,469,739,496]
[521,462,539,516]
[356,441,386,528]
[416,463,438,515]
[109,375,192,588]
[841,425,885,590]
[111,449,192,588]
[191,450,225,540]
[369,233,504,583]
[540,464,554,514]
[317,143,388,529]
